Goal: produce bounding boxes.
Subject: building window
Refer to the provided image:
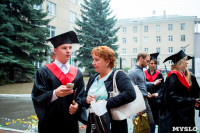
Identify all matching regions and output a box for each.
[181,47,186,52]
[122,58,126,66]
[122,27,126,33]
[168,24,173,30]
[156,25,160,32]
[122,48,126,54]
[181,35,185,41]
[156,47,160,53]
[133,37,137,43]
[168,47,173,53]
[168,35,173,42]
[144,48,148,53]
[70,52,76,66]
[122,38,126,44]
[181,23,185,30]
[47,25,56,38]
[46,1,56,16]
[169,60,173,64]
[144,26,148,32]
[156,36,161,42]
[133,48,137,54]
[33,4,42,10]
[144,37,149,43]
[70,0,76,4]
[157,58,160,65]
[131,58,137,67]
[69,11,77,23]
[133,26,137,33]
[34,61,42,68]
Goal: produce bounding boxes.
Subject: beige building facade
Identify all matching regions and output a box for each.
[34,0,83,67]
[35,1,199,73]
[115,15,199,71]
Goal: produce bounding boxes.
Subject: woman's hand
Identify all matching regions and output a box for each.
[86,94,95,104]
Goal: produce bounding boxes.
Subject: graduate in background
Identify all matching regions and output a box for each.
[32,31,85,133]
[144,52,164,133]
[158,50,200,133]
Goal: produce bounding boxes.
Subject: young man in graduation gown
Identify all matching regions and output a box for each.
[32,31,85,133]
[158,50,200,133]
[144,53,164,133]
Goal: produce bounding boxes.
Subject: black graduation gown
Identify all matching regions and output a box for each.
[189,73,200,116]
[158,71,196,133]
[144,69,164,124]
[189,73,200,98]
[32,63,85,133]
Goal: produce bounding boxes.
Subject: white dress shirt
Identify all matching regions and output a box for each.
[51,59,71,102]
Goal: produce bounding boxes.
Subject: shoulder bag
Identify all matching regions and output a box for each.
[110,69,146,120]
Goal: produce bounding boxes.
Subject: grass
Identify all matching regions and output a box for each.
[0,76,89,94]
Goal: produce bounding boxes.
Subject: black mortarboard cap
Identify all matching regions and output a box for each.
[47,31,79,48]
[187,55,193,60]
[150,52,159,60]
[163,50,186,63]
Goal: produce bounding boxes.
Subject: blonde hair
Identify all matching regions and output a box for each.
[171,56,187,70]
[183,69,192,86]
[91,46,116,68]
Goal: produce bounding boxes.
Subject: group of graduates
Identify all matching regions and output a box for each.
[143,51,200,133]
[31,30,200,133]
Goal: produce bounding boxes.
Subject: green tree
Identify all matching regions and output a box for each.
[0,0,50,84]
[75,0,119,75]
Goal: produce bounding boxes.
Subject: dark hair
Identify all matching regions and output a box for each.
[150,59,157,64]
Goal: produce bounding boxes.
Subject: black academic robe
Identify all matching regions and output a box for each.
[144,69,164,124]
[158,71,196,133]
[32,63,85,133]
[189,73,200,116]
[189,73,200,98]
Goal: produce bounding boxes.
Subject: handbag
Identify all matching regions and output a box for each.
[110,69,146,120]
[78,107,88,125]
[132,113,150,133]
[86,101,111,133]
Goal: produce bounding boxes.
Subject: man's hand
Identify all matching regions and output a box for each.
[152,93,159,98]
[147,92,153,98]
[153,79,162,86]
[86,94,95,104]
[69,100,78,115]
[55,85,73,97]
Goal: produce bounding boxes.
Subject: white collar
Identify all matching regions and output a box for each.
[53,59,70,68]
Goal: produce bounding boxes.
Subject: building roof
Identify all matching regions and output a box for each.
[117,15,198,24]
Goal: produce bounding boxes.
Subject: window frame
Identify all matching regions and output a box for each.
[168,24,173,31]
[46,1,56,16]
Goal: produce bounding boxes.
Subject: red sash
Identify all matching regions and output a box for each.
[46,63,77,85]
[167,70,189,90]
[144,70,160,82]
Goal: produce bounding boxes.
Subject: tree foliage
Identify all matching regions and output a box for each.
[0,0,50,84]
[75,0,119,75]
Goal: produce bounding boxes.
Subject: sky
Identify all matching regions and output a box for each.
[110,0,200,19]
